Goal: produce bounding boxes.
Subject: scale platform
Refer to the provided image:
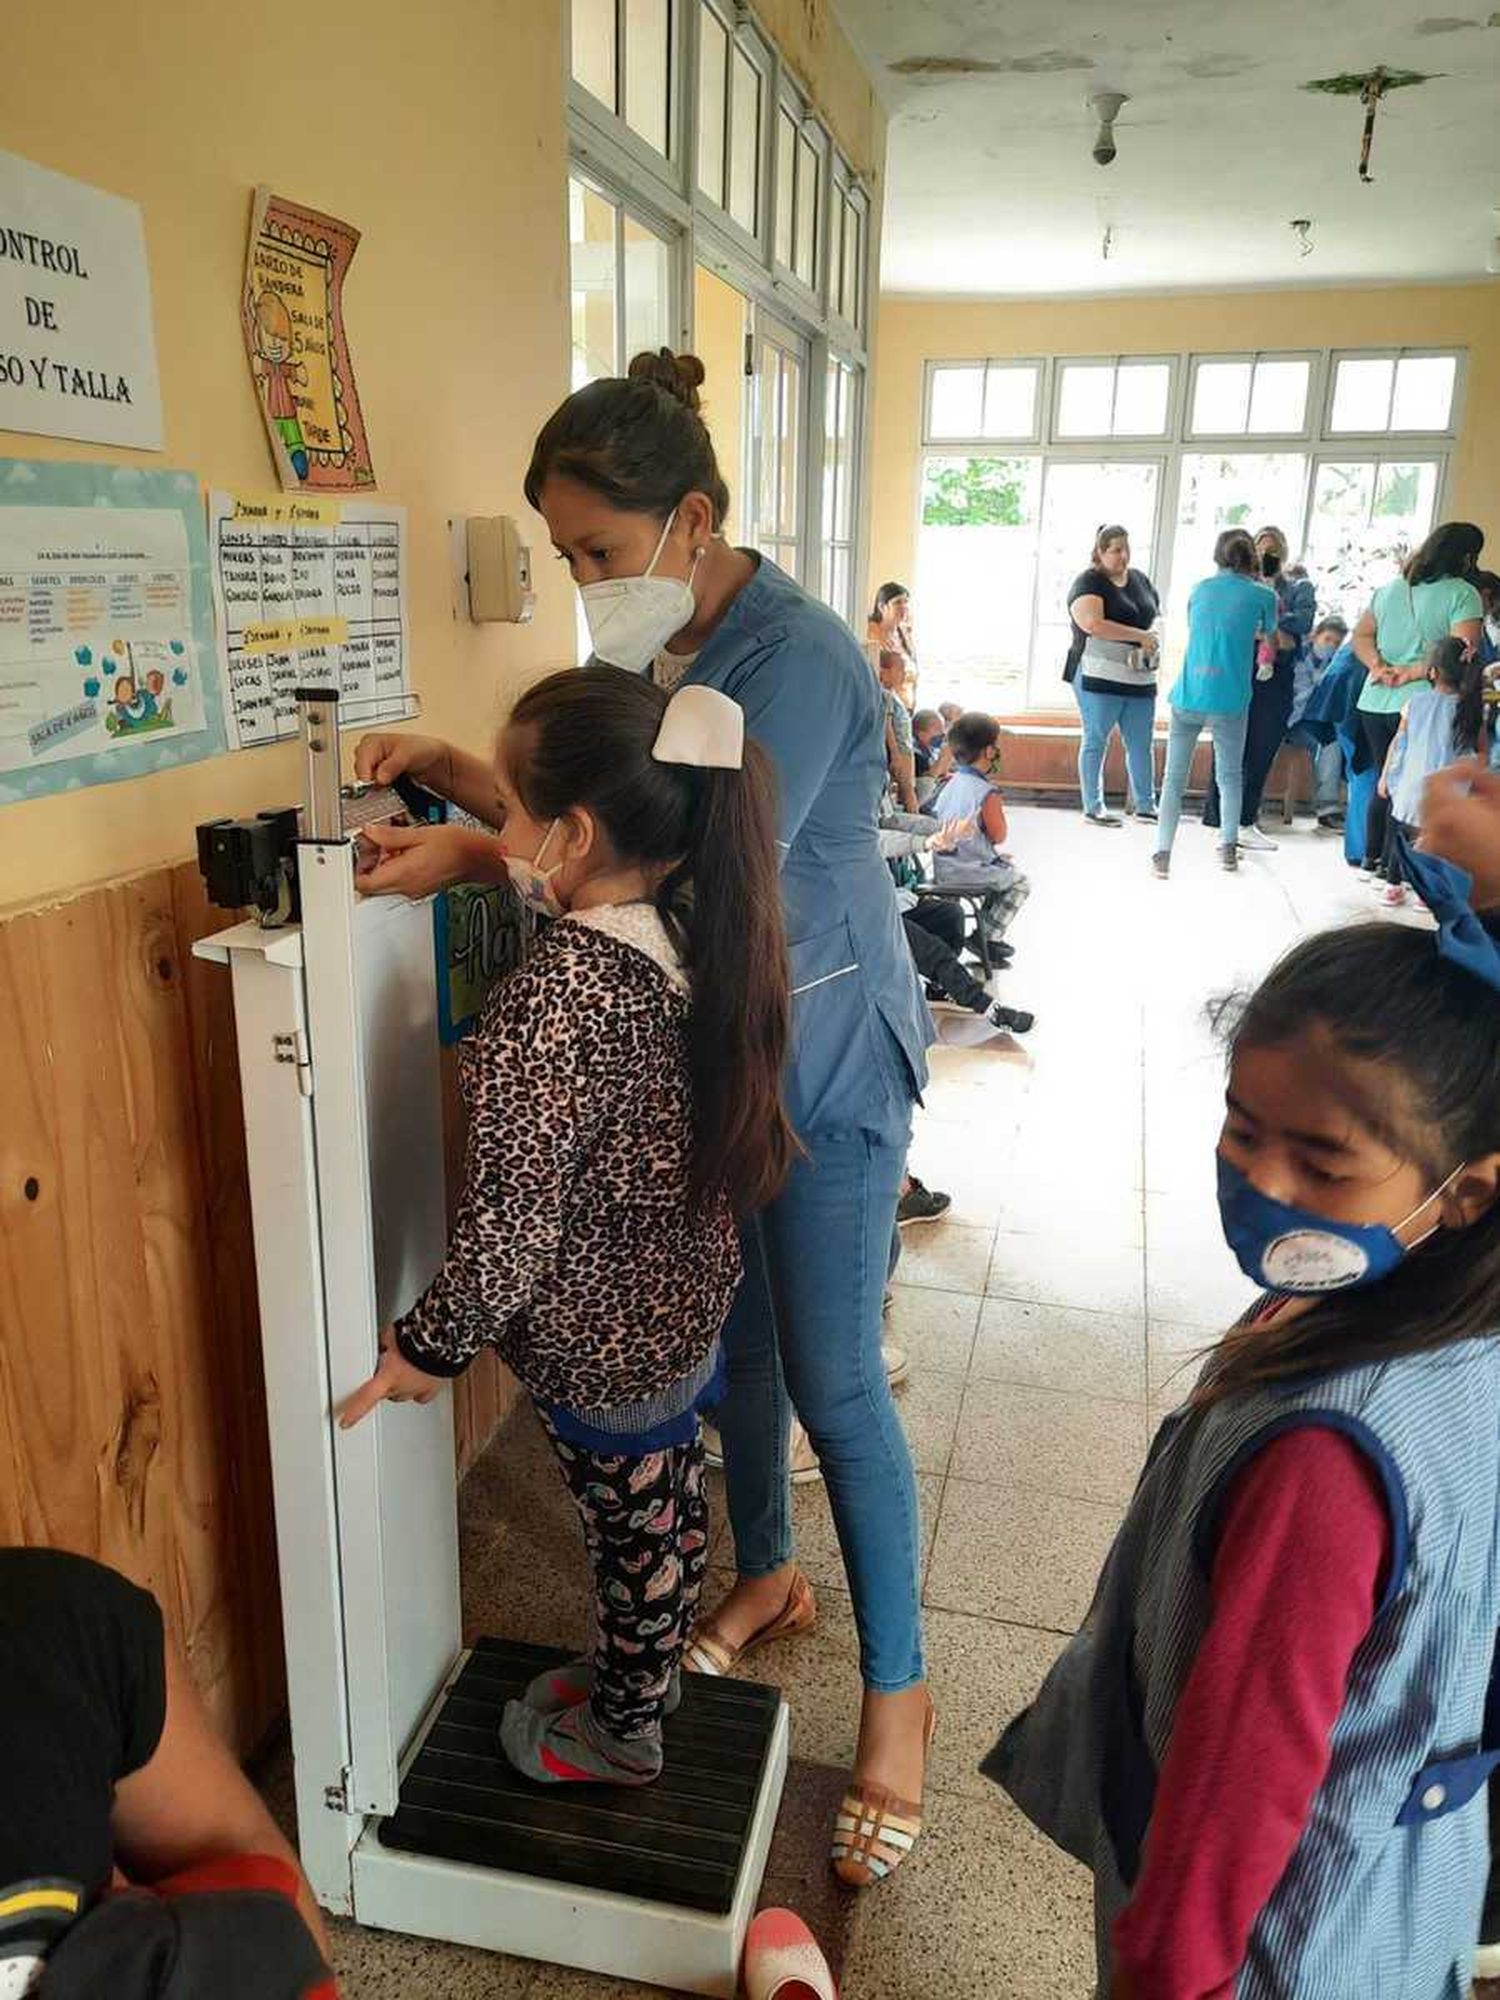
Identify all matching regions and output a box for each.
[380,1639,782,1911]
[352,1641,790,1994]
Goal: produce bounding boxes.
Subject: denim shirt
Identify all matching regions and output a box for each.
[673,556,930,1139]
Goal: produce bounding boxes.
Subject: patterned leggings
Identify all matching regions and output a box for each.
[538,1408,710,1740]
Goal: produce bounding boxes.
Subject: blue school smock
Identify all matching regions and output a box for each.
[673,556,929,1139]
[986,1337,1500,1998]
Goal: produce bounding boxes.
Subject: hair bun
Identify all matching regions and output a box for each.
[628,347,707,412]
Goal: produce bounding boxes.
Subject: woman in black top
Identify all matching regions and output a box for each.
[1065,525,1161,827]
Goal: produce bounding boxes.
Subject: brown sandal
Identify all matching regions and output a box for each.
[684,1569,816,1676]
[830,1692,938,1888]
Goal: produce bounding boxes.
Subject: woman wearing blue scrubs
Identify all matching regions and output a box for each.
[354,349,934,1885]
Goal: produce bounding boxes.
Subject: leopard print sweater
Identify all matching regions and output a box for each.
[393,906,741,1416]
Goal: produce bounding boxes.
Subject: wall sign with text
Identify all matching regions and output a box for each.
[0,150,164,452]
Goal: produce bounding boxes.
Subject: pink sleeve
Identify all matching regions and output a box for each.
[1110,1426,1392,2000]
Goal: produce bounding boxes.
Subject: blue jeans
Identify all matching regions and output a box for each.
[715,1119,924,1692]
[1155,708,1247,858]
[1338,725,1377,866]
[1077,687,1157,814]
[1287,723,1345,815]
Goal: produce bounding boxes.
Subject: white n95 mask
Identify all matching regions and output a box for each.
[579,509,702,672]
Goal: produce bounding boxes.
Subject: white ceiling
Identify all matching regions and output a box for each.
[835,0,1500,295]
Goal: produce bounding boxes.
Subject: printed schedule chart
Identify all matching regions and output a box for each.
[209,491,413,749]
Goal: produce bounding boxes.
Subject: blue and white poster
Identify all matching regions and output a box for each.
[0,458,225,806]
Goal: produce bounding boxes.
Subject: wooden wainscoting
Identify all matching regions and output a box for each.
[0,862,514,1755]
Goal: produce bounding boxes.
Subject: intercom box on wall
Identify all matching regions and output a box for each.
[466,515,536,624]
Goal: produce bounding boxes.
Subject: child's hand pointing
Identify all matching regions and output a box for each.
[339,1327,444,1428]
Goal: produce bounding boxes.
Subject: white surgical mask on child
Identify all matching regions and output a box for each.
[503,820,564,916]
[579,509,704,672]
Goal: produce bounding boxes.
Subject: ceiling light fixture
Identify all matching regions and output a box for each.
[1291,218,1314,258]
[1089,90,1128,168]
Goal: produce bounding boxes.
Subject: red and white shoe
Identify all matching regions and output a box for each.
[743,1908,839,2000]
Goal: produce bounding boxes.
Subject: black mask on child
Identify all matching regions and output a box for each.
[1261,553,1282,579]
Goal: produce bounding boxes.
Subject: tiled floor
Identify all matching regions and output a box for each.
[297,802,1405,1998]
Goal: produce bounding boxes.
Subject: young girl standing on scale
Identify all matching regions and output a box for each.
[990,847,1500,1995]
[342,666,794,1788]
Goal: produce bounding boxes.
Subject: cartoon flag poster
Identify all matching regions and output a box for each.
[241,187,376,492]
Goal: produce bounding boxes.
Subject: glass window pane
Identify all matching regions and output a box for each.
[821,361,839,539]
[794,135,819,285]
[696,8,727,207]
[1392,355,1456,431]
[569,181,618,389]
[1165,451,1309,664]
[1033,458,1161,704]
[729,49,761,232]
[1330,356,1394,433]
[829,199,846,316]
[843,202,862,325]
[755,355,777,536]
[916,455,1043,713]
[623,215,670,361]
[1247,359,1309,433]
[1375,459,1440,533]
[774,110,796,267]
[1114,362,1170,435]
[572,0,617,108]
[1191,361,1251,435]
[623,0,670,156]
[982,365,1038,439]
[928,365,983,439]
[778,350,801,538]
[1056,363,1115,439]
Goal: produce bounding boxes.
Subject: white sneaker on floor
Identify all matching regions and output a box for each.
[1238,824,1279,852]
[883,1340,911,1388]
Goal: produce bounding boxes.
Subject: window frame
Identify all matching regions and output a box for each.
[1322,347,1465,441]
[1183,350,1323,442]
[922,357,1047,448]
[1048,354,1179,445]
[913,341,1462,717]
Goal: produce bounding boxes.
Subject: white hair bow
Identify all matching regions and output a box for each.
[651,684,745,770]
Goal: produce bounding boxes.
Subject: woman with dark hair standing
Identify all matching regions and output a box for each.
[868,581,917,704]
[1152,528,1280,879]
[1353,520,1485,880]
[351,350,935,1886]
[1064,524,1161,826]
[1202,525,1317,850]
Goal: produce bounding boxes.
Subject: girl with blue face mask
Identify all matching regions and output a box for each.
[989,906,1500,1999]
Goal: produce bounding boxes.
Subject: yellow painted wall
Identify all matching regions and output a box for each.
[870,285,1500,593]
[755,0,885,186]
[0,0,575,912]
[692,265,747,540]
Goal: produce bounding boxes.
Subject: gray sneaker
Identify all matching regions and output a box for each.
[1239,824,1278,852]
[1220,845,1240,872]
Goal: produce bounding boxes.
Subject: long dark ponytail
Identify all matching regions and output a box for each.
[506,667,795,1216]
[1193,923,1500,1409]
[1428,634,1487,756]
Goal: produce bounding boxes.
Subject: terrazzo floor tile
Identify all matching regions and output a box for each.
[986,1228,1146,1319]
[328,1919,535,1997]
[834,1789,1095,2000]
[971,1295,1148,1402]
[894,1222,997,1295]
[883,1283,983,1374]
[924,1478,1122,1632]
[951,1377,1149,1506]
[892,1364,966,1476]
[923,1608,1067,1804]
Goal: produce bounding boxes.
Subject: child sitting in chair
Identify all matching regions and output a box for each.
[928,712,1031,950]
